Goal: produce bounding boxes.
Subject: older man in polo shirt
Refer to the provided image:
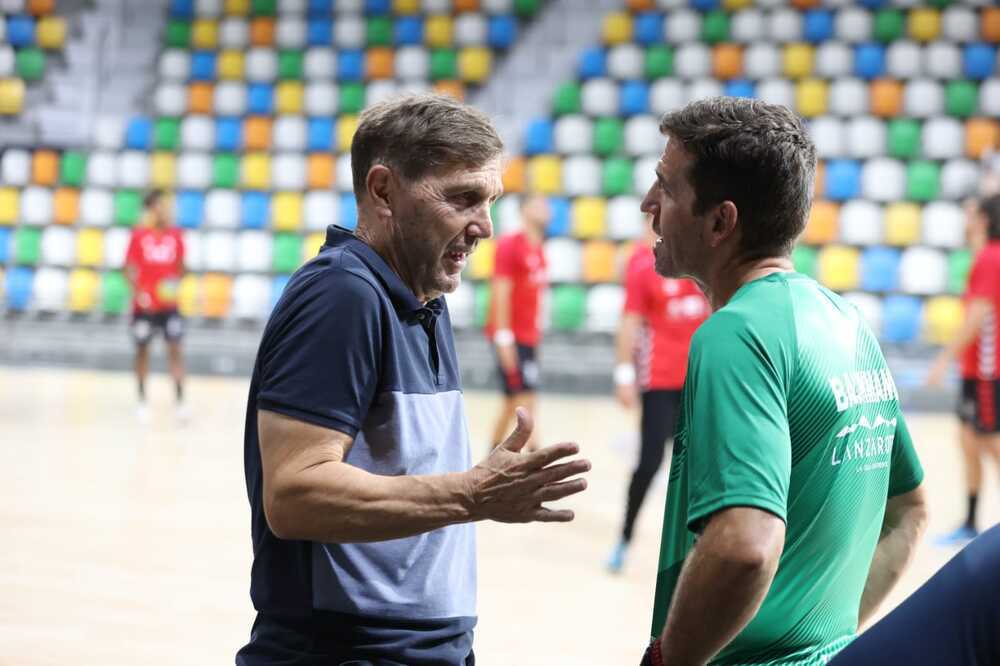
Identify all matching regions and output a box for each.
[236,94,591,665]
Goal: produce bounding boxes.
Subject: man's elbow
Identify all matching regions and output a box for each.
[264,483,310,541]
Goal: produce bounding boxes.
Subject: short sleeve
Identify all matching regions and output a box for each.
[622,260,648,316]
[888,415,924,497]
[965,257,995,300]
[493,236,518,279]
[256,269,383,438]
[686,315,792,531]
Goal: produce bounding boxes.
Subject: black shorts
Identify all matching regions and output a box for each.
[495,344,539,396]
[959,379,1000,434]
[131,310,184,346]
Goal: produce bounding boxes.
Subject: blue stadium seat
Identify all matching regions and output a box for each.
[125,117,153,150]
[525,119,554,155]
[803,10,833,44]
[578,48,607,80]
[0,228,9,263]
[860,247,901,292]
[242,191,270,229]
[169,0,194,19]
[7,16,36,48]
[338,50,364,81]
[308,19,333,46]
[858,0,887,8]
[690,0,718,11]
[177,191,205,229]
[340,193,357,231]
[191,51,217,81]
[963,44,996,81]
[725,79,755,98]
[488,16,517,49]
[396,17,424,45]
[248,84,274,114]
[308,0,333,18]
[365,0,391,15]
[634,13,663,46]
[882,295,922,344]
[6,267,33,311]
[216,117,242,151]
[308,117,334,151]
[546,197,571,238]
[620,80,650,116]
[854,43,885,79]
[826,160,862,201]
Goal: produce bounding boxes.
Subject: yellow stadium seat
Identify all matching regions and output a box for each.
[796,79,827,118]
[192,19,220,49]
[503,157,525,194]
[0,187,19,224]
[884,203,921,246]
[68,269,100,313]
[783,44,814,79]
[433,80,465,101]
[225,0,249,14]
[723,0,752,9]
[54,188,79,225]
[151,153,177,188]
[817,245,860,292]
[242,153,271,189]
[603,12,633,46]
[0,78,26,116]
[924,296,962,345]
[908,8,940,42]
[394,0,420,14]
[582,241,617,283]
[426,15,453,48]
[76,228,104,267]
[459,47,492,83]
[303,232,325,265]
[218,50,245,80]
[272,192,303,231]
[469,238,495,280]
[202,273,233,318]
[338,115,359,152]
[572,197,607,239]
[37,16,67,49]
[178,274,199,317]
[276,81,303,114]
[802,201,839,245]
[32,150,59,185]
[528,155,561,195]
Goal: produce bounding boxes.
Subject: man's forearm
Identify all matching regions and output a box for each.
[267,462,473,543]
[858,506,926,627]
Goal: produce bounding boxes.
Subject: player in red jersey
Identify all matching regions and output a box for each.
[124,190,188,422]
[607,222,710,573]
[484,194,550,451]
[928,193,1000,544]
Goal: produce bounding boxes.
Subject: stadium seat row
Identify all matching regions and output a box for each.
[163,14,520,49]
[167,0,541,19]
[802,199,968,249]
[580,41,1000,81]
[602,7,1000,46]
[0,15,65,48]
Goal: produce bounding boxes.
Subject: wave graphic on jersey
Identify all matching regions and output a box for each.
[835,414,897,439]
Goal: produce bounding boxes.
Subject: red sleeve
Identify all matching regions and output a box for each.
[493,235,518,279]
[622,259,648,316]
[125,229,141,267]
[965,257,993,300]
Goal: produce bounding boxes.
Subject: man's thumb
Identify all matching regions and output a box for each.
[502,407,534,452]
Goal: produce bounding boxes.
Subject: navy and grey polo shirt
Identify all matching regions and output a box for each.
[242,225,476,663]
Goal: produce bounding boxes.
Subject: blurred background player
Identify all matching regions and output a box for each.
[124,190,188,423]
[928,193,1000,544]
[606,221,709,574]
[484,194,550,451]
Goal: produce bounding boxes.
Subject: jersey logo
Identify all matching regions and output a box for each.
[828,369,898,413]
[835,414,897,439]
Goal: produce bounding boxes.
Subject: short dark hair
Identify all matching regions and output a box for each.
[351,93,504,200]
[659,97,817,259]
[979,194,1000,240]
[143,189,165,209]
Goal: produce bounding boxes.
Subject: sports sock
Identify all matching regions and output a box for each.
[966,494,978,530]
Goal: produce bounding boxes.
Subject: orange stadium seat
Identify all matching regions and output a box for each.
[202,273,233,318]
[983,9,1000,43]
[802,200,839,245]
[713,44,743,80]
[28,0,55,15]
[244,116,273,150]
[433,80,464,101]
[250,18,275,47]
[307,154,334,189]
[53,188,79,225]
[188,82,215,113]
[31,150,59,186]
[870,80,903,118]
[502,157,525,194]
[966,119,999,160]
[454,0,479,11]
[582,240,617,283]
[367,48,394,79]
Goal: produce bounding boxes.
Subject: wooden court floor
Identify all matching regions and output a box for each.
[1,366,996,666]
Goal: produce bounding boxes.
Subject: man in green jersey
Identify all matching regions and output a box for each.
[637,98,928,666]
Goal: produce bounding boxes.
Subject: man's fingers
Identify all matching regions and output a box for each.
[534,478,588,503]
[533,459,591,486]
[531,508,575,522]
[524,441,581,467]
[501,407,534,453]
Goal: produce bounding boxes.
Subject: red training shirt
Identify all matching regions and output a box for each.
[623,245,710,390]
[961,241,1000,380]
[125,226,185,314]
[485,230,547,347]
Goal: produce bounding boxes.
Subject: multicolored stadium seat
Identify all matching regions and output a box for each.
[0,0,66,115]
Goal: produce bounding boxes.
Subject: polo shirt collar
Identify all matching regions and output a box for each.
[325,225,442,322]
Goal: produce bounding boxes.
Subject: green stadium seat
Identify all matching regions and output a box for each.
[474,281,490,328]
[514,0,541,18]
[592,118,624,157]
[213,153,239,187]
[102,271,130,315]
[874,9,904,43]
[645,46,672,79]
[552,82,581,116]
[550,284,586,331]
[166,19,192,48]
[272,233,302,273]
[793,245,818,278]
[14,226,42,265]
[887,119,921,159]
[114,190,142,226]
[367,16,392,47]
[155,118,181,150]
[906,160,940,202]
[430,48,457,80]
[278,49,303,79]
[16,48,46,81]
[701,10,730,45]
[947,249,971,294]
[252,0,277,15]
[339,82,365,113]
[945,80,976,118]
[602,158,632,196]
[60,151,86,186]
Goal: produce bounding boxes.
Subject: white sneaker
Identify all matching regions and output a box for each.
[136,403,151,425]
[175,402,191,425]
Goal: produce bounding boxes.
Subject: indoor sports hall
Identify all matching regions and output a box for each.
[1,0,998,664]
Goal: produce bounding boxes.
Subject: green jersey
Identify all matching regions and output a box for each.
[650,272,924,665]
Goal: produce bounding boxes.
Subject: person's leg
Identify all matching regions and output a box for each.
[514,345,541,451]
[131,314,153,420]
[135,343,150,402]
[829,525,1000,665]
[163,312,189,420]
[939,381,984,543]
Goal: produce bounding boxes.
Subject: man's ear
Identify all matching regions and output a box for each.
[709,200,738,248]
[366,164,394,218]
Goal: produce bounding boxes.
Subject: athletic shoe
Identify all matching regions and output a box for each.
[136,403,151,425]
[607,541,628,574]
[934,525,979,547]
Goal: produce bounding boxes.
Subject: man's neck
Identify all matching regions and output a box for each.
[703,255,794,312]
[355,218,430,304]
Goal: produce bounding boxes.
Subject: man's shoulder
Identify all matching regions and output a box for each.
[692,276,798,353]
[283,245,385,310]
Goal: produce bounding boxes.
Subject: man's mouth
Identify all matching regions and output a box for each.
[444,249,470,270]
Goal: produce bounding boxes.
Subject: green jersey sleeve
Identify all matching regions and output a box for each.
[685,312,792,532]
[888,415,924,497]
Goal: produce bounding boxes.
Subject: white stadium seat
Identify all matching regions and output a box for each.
[586,285,625,333]
[21,186,53,226]
[745,43,781,79]
[581,78,619,117]
[103,228,131,269]
[840,200,883,246]
[236,232,273,273]
[922,117,964,161]
[829,78,869,117]
[545,238,583,283]
[181,115,216,151]
[675,43,711,79]
[554,115,594,155]
[886,41,922,79]
[159,49,191,81]
[862,158,906,203]
[232,274,272,320]
[176,153,212,190]
[273,115,307,151]
[607,44,644,80]
[86,152,117,188]
[41,226,74,267]
[940,159,980,201]
[272,154,307,190]
[154,84,187,117]
[922,201,965,249]
[214,82,248,116]
[847,116,886,160]
[93,116,125,150]
[219,18,250,49]
[117,151,151,189]
[246,48,278,82]
[80,188,113,227]
[561,155,602,197]
[899,246,947,296]
[305,191,339,231]
[607,195,645,240]
[1,148,30,186]
[624,115,661,157]
[815,42,852,79]
[33,268,68,313]
[810,116,845,159]
[204,230,237,272]
[903,79,944,118]
[205,189,240,229]
[304,48,336,80]
[767,8,803,43]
